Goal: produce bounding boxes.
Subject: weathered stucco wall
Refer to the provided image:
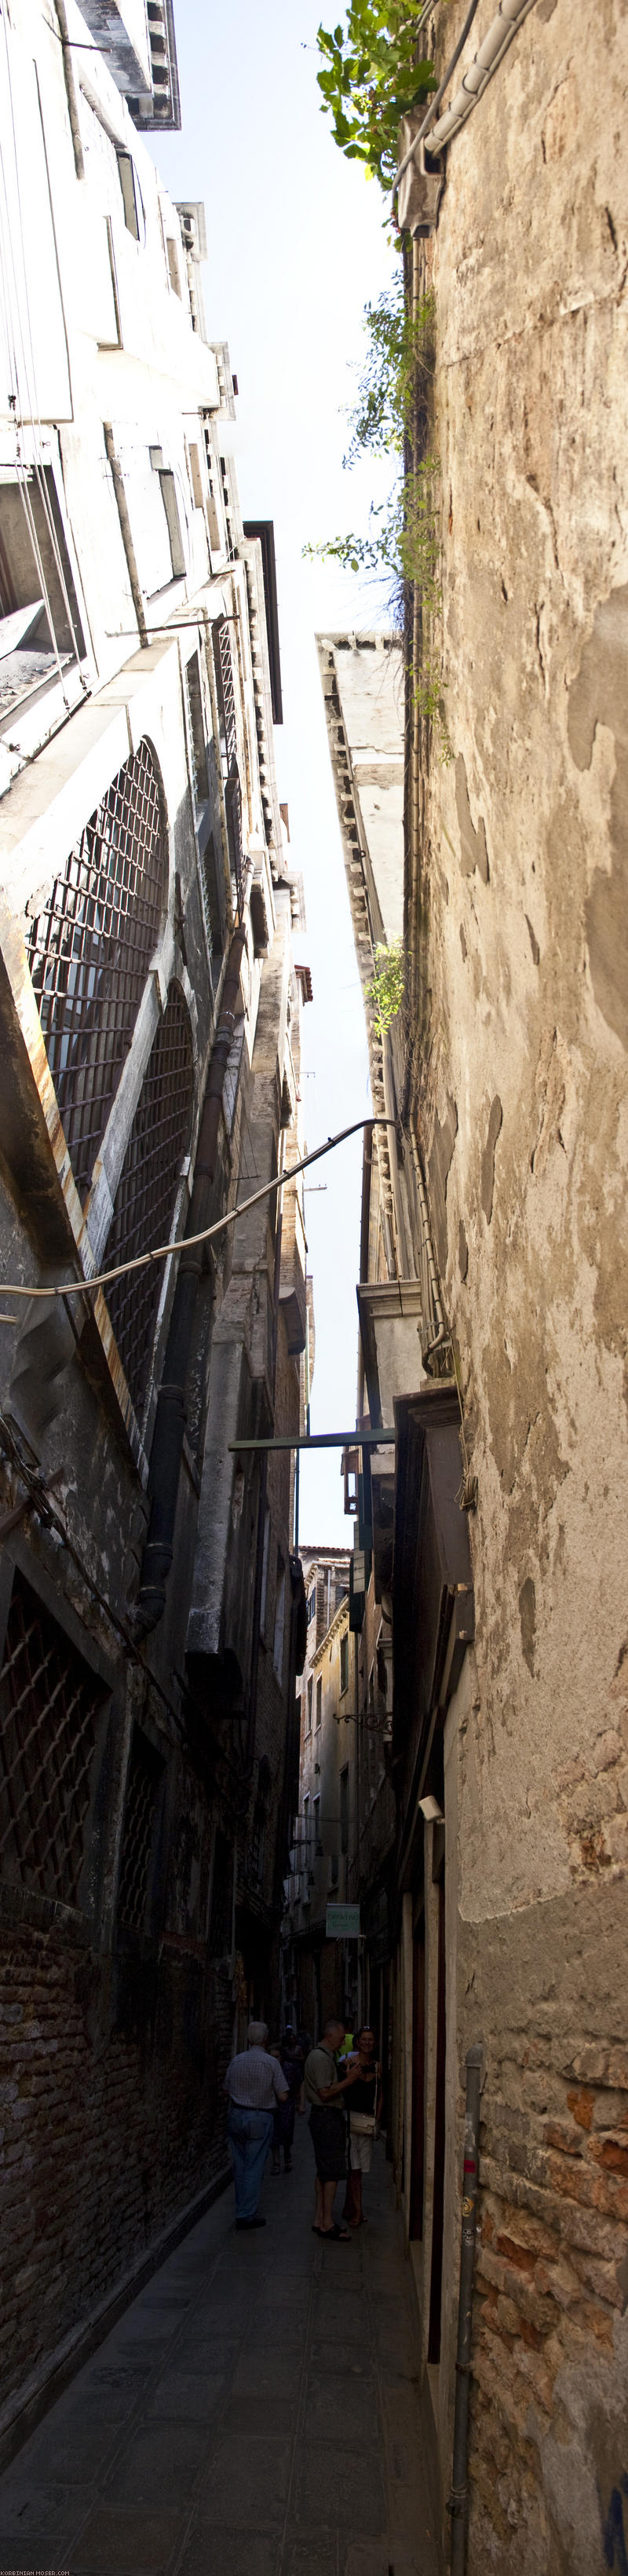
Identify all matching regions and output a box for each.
[417,1,628,2564]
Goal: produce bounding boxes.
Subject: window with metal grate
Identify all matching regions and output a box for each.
[212,618,237,775]
[27,738,166,1202]
[208,1827,233,1957]
[225,763,245,917]
[0,1570,103,1908]
[198,825,224,990]
[184,653,209,807]
[211,619,244,913]
[117,1726,164,1932]
[105,982,193,1420]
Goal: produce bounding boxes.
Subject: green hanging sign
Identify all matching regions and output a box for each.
[326,1903,361,1938]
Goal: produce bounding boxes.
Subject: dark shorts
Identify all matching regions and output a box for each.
[309,2105,347,2183]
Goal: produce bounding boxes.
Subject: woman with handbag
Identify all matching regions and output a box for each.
[343,2026,384,2230]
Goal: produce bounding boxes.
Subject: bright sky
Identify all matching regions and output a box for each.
[148,0,397,1542]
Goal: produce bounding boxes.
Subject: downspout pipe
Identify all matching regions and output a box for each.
[449,2044,483,2574]
[409,1130,447,1352]
[104,425,148,649]
[393,0,481,192]
[245,1128,286,1770]
[52,0,86,181]
[134,883,252,1636]
[429,0,537,154]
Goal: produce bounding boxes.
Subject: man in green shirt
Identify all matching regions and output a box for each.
[304,2019,362,2240]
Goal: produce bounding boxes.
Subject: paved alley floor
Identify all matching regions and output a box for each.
[0,2131,442,2576]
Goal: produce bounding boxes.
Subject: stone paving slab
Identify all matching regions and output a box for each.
[0,2128,443,2575]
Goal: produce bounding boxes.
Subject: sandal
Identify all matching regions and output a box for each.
[319,2223,352,2241]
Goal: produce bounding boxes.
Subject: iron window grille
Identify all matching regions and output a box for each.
[184,653,209,807]
[250,1803,265,1890]
[212,619,237,775]
[0,1568,103,1908]
[208,1827,233,1956]
[105,982,193,1419]
[27,738,166,1202]
[225,763,245,917]
[199,825,223,991]
[212,618,244,913]
[116,1725,164,1932]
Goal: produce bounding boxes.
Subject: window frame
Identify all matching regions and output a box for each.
[116,148,146,245]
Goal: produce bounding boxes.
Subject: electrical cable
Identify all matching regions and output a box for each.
[46,24,116,49]
[0,1120,396,1316]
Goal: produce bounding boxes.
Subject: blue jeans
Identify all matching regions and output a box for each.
[227,2106,273,2219]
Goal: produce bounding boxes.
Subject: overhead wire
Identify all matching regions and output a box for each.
[0,1118,397,1315]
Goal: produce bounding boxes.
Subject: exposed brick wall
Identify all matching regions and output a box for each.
[0,1916,232,2418]
[464,1879,628,2574]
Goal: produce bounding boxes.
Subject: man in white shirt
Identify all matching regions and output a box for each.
[224,2021,288,2229]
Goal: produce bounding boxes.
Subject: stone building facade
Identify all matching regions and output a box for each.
[318,38,628,2522]
[283,1546,357,2038]
[407,8,628,2564]
[0,0,309,2460]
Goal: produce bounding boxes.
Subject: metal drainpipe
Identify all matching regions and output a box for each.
[244,1126,286,1770]
[134,872,253,1635]
[410,235,422,1042]
[449,2044,483,2574]
[429,0,537,153]
[103,426,148,649]
[409,1129,447,1350]
[53,0,86,181]
[354,1621,362,2025]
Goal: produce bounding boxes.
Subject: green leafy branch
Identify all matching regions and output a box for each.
[343,276,435,468]
[303,458,440,606]
[366,937,406,1037]
[316,2,436,189]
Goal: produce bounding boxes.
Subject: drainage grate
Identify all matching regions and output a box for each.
[117,1727,163,1930]
[0,1570,101,1907]
[27,739,166,1201]
[105,982,193,1418]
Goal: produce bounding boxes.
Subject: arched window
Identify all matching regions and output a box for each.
[105,983,193,1418]
[27,738,166,1200]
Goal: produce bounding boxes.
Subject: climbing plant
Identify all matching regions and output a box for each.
[316,2,436,189]
[304,458,440,606]
[342,275,435,468]
[365,938,406,1037]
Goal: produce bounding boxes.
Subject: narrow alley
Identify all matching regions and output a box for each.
[0,2139,440,2576]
